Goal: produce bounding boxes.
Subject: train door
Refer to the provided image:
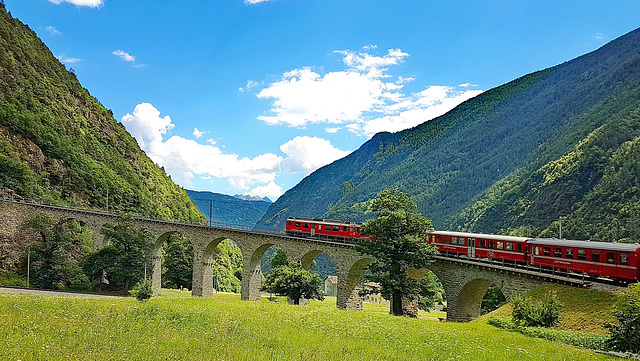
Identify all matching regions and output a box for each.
[467,238,476,258]
[311,223,316,237]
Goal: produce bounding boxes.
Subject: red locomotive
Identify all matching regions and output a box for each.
[285,217,365,242]
[286,217,640,283]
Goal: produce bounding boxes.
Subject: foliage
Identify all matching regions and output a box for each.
[83,215,153,292]
[270,248,288,269]
[606,283,640,353]
[0,271,25,287]
[356,189,437,316]
[488,316,609,351]
[21,214,92,290]
[161,234,193,290]
[417,271,444,311]
[210,239,243,293]
[0,6,204,223]
[511,292,564,328]
[132,279,153,301]
[481,285,507,315]
[261,264,324,305]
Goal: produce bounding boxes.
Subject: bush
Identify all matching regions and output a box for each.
[511,292,563,328]
[606,283,640,353]
[132,279,153,301]
[0,271,26,287]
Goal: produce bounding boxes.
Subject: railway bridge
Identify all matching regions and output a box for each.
[0,197,604,322]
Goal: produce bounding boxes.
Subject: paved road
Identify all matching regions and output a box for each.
[0,286,123,298]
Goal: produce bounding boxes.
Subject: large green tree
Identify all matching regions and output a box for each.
[162,233,193,290]
[83,215,153,293]
[261,264,324,305]
[356,189,437,316]
[22,214,92,290]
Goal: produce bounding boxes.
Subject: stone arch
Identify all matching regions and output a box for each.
[337,257,374,310]
[240,242,282,301]
[149,231,178,296]
[192,236,228,297]
[451,278,493,322]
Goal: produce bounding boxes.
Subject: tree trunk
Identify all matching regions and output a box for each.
[391,291,403,316]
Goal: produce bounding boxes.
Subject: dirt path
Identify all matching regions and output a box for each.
[0,286,123,298]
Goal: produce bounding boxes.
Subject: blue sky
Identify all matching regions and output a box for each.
[5,0,640,200]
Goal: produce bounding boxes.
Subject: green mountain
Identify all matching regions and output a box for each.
[257,28,640,243]
[186,190,271,228]
[0,4,203,223]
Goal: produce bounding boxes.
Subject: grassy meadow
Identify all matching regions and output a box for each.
[0,289,619,361]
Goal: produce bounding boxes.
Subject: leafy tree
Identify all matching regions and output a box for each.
[270,248,288,269]
[211,239,243,293]
[261,264,324,305]
[83,215,153,293]
[22,214,92,290]
[356,189,437,316]
[132,279,153,301]
[606,283,640,353]
[417,271,444,311]
[481,285,507,315]
[162,234,193,290]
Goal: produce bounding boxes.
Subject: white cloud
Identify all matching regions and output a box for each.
[244,0,273,4]
[193,128,204,138]
[280,136,350,174]
[121,102,283,190]
[113,50,135,62]
[48,0,104,7]
[56,55,81,64]
[253,47,484,138]
[246,181,283,200]
[45,26,61,36]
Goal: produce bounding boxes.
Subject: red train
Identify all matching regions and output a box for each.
[285,217,640,282]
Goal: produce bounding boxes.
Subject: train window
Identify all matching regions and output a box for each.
[333,226,340,231]
[287,221,291,226]
[543,247,551,256]
[350,227,355,232]
[554,248,562,257]
[620,253,629,265]
[459,238,466,246]
[324,225,331,230]
[452,237,458,245]
[303,223,309,228]
[295,222,301,227]
[565,249,574,259]
[517,244,522,253]
[606,252,615,264]
[534,246,539,256]
[592,251,600,263]
[488,241,495,249]
[318,225,322,230]
[496,242,504,250]
[436,236,442,244]
[577,249,587,260]
[506,243,514,251]
[479,240,486,248]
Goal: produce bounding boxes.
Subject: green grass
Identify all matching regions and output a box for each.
[0,289,618,360]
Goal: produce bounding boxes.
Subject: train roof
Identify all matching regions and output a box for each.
[529,238,640,252]
[287,217,363,227]
[428,230,530,242]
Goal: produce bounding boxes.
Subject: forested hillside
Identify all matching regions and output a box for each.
[0,4,203,223]
[186,190,271,227]
[257,28,640,243]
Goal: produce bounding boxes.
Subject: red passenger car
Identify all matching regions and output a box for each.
[528,238,640,282]
[427,230,531,264]
[285,217,364,242]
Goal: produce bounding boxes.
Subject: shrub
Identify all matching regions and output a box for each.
[606,283,640,353]
[132,279,153,301]
[511,292,563,328]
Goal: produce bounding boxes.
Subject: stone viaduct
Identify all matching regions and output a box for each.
[0,198,596,322]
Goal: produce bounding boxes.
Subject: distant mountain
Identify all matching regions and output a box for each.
[256,28,640,243]
[187,190,271,228]
[0,4,203,223]
[234,194,272,203]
